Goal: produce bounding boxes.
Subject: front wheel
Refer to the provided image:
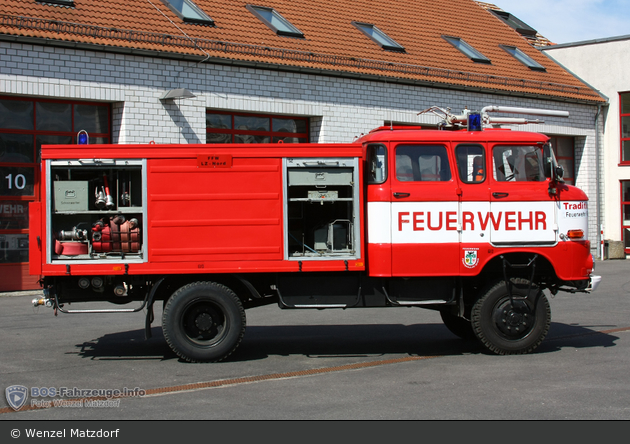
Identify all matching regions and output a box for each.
[471,279,550,355]
[162,281,246,363]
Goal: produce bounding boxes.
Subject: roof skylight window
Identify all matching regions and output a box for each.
[160,0,214,26]
[442,36,491,64]
[352,22,405,52]
[37,0,75,6]
[246,5,304,38]
[489,10,537,37]
[500,45,546,71]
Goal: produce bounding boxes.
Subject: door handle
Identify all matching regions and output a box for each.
[492,192,509,198]
[393,192,410,198]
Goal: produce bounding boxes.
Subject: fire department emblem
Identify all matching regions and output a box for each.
[5,385,28,411]
[463,249,479,268]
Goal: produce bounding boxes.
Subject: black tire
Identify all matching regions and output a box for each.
[471,279,550,355]
[162,281,246,363]
[439,310,476,340]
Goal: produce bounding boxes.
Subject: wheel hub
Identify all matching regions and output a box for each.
[182,301,225,343]
[195,312,214,332]
[495,301,534,338]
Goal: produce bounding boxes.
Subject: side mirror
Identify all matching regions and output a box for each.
[549,165,564,195]
[555,165,564,180]
[543,143,564,183]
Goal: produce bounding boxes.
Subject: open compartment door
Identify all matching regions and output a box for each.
[28,201,42,276]
[283,157,361,261]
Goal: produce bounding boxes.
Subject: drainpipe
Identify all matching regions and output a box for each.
[595,104,602,259]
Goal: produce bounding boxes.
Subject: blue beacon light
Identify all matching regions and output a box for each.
[467,112,482,131]
[77,130,89,145]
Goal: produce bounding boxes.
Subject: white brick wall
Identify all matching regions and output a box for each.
[0,40,603,252]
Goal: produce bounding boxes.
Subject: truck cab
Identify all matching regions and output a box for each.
[361,126,593,285]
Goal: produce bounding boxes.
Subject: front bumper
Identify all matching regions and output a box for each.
[585,275,602,293]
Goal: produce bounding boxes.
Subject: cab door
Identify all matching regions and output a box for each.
[454,143,491,273]
[389,143,460,276]
[489,143,557,245]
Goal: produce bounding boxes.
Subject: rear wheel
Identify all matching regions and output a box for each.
[162,281,246,363]
[471,279,550,355]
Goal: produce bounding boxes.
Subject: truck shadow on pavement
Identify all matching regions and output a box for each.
[75,327,176,361]
[74,322,621,362]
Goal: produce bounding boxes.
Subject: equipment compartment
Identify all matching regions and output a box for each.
[284,158,360,259]
[47,159,147,263]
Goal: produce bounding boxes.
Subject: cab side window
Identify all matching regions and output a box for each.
[455,144,485,183]
[395,145,451,182]
[367,144,387,184]
[493,145,545,182]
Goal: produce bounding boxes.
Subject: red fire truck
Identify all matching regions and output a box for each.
[30,106,601,362]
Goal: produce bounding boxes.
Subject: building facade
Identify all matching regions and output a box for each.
[543,36,630,257]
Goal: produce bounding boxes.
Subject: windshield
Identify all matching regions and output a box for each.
[492,145,546,182]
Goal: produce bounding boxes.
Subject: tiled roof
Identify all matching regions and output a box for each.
[0,0,604,102]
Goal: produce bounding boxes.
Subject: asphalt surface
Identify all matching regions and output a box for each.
[0,260,629,421]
